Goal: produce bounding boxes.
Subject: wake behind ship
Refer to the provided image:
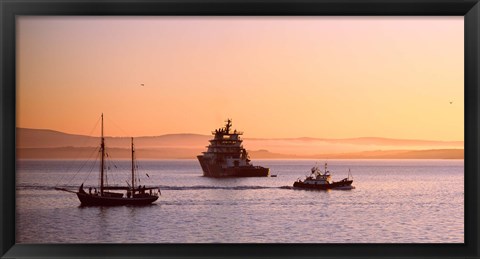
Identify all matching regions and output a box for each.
[197,119,269,177]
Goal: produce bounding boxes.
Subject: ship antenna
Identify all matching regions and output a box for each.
[225,118,232,133]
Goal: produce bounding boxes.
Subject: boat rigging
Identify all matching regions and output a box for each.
[55,114,160,206]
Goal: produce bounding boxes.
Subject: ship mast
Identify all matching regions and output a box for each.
[225,119,232,133]
[131,137,135,194]
[100,113,105,195]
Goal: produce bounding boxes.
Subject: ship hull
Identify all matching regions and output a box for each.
[293,179,353,190]
[77,192,158,206]
[197,156,269,177]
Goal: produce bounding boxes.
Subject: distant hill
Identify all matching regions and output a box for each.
[16,147,463,160]
[17,127,463,148]
[245,149,463,160]
[16,147,201,159]
[17,128,209,148]
[250,136,463,147]
[306,149,464,159]
[16,127,464,159]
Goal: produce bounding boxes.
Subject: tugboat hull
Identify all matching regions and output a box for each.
[77,192,158,206]
[198,156,269,177]
[293,179,353,190]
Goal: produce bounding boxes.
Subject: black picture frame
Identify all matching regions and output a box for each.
[1,0,479,258]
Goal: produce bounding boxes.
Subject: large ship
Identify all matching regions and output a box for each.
[197,119,270,177]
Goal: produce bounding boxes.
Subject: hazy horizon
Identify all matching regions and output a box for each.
[16,125,465,142]
[16,127,463,159]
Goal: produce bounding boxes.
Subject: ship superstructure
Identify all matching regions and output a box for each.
[197,119,269,177]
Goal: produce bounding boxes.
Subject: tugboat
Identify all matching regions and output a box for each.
[197,119,270,177]
[56,114,160,206]
[293,163,354,190]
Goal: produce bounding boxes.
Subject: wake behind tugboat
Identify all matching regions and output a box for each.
[293,163,354,190]
[197,119,269,177]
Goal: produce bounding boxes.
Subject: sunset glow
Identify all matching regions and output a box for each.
[17,16,464,140]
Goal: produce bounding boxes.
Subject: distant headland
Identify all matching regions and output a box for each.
[16,128,463,160]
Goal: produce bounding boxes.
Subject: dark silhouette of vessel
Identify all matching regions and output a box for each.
[293,163,354,190]
[56,114,160,206]
[197,119,269,177]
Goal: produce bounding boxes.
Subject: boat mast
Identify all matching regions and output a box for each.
[131,137,135,193]
[100,113,105,195]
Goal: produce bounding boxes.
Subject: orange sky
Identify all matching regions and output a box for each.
[17,16,464,140]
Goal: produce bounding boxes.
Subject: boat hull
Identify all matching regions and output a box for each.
[197,156,269,177]
[293,180,353,190]
[77,192,158,206]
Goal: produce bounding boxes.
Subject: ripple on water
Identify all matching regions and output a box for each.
[16,159,464,243]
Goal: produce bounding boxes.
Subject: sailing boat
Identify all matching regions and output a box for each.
[56,114,160,206]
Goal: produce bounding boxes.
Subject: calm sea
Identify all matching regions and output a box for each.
[16,159,464,243]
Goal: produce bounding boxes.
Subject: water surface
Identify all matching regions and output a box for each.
[16,159,464,243]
